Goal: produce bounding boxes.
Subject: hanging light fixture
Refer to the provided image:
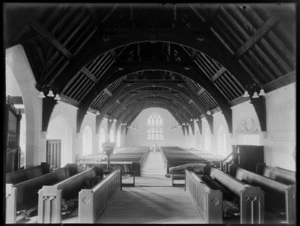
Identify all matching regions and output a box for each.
[38,91,46,98]
[47,86,55,97]
[206,110,211,115]
[54,93,61,101]
[243,90,250,98]
[252,91,259,98]
[259,88,266,96]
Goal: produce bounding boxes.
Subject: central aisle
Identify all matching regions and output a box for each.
[98,177,203,224]
[141,148,166,177]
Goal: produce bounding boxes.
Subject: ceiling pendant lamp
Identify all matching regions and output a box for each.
[252,91,259,98]
[259,88,266,96]
[47,88,55,97]
[243,90,250,98]
[54,94,61,101]
[206,110,211,115]
[38,91,45,98]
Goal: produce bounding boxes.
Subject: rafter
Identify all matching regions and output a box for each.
[30,21,72,59]
[236,16,279,58]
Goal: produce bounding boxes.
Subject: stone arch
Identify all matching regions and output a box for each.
[6,45,45,167]
[99,128,106,153]
[217,126,227,156]
[82,125,93,156]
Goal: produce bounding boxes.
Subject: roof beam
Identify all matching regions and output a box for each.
[197,87,205,96]
[30,21,72,59]
[82,67,98,82]
[103,88,112,96]
[236,16,279,58]
[123,79,185,84]
[211,66,226,82]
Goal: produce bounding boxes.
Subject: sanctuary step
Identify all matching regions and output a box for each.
[141,150,166,178]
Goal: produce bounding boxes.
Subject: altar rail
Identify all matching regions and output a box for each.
[78,169,121,223]
[207,167,264,224]
[185,169,222,223]
[6,162,50,184]
[230,164,296,224]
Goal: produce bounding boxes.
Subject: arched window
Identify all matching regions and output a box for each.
[99,128,106,153]
[217,126,227,156]
[147,113,163,140]
[82,126,92,156]
[116,130,121,147]
[110,129,114,142]
[204,128,211,152]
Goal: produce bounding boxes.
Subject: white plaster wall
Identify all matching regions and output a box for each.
[125,108,190,148]
[6,45,46,167]
[263,83,296,170]
[231,83,296,171]
[212,112,231,156]
[48,102,77,165]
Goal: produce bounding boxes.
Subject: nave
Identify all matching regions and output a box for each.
[4,3,296,225]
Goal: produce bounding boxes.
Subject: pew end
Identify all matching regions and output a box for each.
[240,185,265,224]
[6,184,17,223]
[38,186,62,223]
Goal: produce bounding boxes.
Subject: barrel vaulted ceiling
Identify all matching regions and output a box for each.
[4,3,296,134]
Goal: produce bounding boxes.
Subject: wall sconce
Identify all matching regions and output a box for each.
[206,110,211,115]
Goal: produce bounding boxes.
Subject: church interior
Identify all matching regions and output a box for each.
[4,3,296,224]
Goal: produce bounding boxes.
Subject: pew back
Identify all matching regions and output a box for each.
[256,163,296,185]
[231,165,296,224]
[6,162,50,184]
[185,170,222,223]
[78,169,121,223]
[208,168,264,224]
[14,167,72,210]
[38,167,102,223]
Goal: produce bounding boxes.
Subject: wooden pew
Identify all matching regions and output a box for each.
[78,169,121,223]
[256,163,296,185]
[169,163,207,186]
[206,167,264,224]
[185,169,222,223]
[6,162,50,184]
[37,166,103,223]
[5,164,78,223]
[229,164,296,224]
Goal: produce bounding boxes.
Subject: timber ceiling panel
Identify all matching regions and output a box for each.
[4,3,296,132]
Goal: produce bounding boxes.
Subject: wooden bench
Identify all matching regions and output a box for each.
[169,163,207,186]
[185,169,222,223]
[229,164,296,224]
[6,162,50,184]
[78,169,122,223]
[37,166,103,223]
[5,164,78,223]
[256,163,296,185]
[206,167,264,224]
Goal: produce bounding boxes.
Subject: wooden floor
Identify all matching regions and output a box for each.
[98,177,203,224]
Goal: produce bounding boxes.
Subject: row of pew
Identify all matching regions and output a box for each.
[76,146,150,176]
[184,163,296,224]
[160,146,211,174]
[109,146,150,176]
[6,163,122,223]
